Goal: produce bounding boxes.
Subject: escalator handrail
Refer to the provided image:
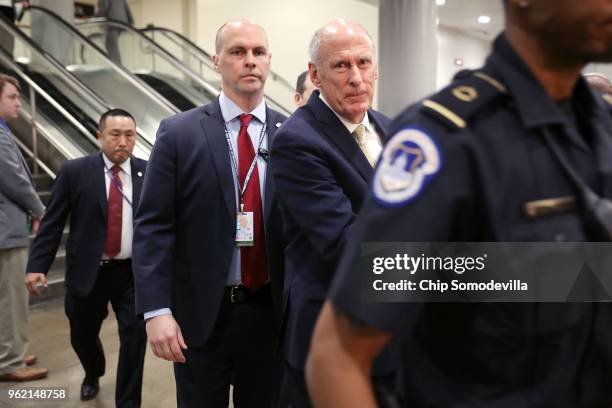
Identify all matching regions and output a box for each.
[75,17,220,100]
[142,25,215,69]
[139,25,292,116]
[142,25,296,94]
[0,47,99,148]
[24,5,180,115]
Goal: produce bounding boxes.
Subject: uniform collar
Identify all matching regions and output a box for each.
[219,91,267,125]
[318,93,373,134]
[102,153,131,176]
[487,34,598,130]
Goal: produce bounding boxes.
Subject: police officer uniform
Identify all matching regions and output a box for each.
[329,34,612,407]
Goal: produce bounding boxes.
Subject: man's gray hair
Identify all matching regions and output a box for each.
[308,20,375,66]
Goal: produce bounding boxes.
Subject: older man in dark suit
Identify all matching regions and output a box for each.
[26,109,147,406]
[270,19,397,407]
[133,19,286,408]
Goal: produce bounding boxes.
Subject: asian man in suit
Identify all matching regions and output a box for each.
[25,109,147,407]
[270,19,398,407]
[132,19,286,408]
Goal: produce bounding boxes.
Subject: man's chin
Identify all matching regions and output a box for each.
[237,84,264,95]
[113,154,129,163]
[346,105,369,118]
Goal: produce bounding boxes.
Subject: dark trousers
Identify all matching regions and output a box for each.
[174,285,280,408]
[283,363,311,408]
[64,262,147,408]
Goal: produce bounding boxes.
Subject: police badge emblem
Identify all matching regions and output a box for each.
[373,127,442,206]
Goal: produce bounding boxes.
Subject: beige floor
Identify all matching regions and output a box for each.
[0,298,179,408]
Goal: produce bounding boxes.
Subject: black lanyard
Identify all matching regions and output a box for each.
[224,121,266,209]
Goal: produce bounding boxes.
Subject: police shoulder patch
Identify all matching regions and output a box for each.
[372,127,442,207]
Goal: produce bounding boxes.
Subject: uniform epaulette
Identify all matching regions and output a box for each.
[420,71,507,130]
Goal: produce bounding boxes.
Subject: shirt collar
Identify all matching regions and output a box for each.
[319,93,372,134]
[102,153,131,176]
[219,91,267,125]
[487,33,598,129]
[0,117,8,130]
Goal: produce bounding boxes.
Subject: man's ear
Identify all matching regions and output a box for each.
[309,62,321,87]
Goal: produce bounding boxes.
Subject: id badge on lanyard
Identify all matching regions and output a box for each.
[224,122,266,247]
[236,203,254,247]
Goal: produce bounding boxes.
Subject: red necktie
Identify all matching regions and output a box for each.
[237,114,268,290]
[103,164,122,258]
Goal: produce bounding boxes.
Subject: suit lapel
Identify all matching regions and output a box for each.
[93,153,107,220]
[308,93,372,182]
[130,158,144,209]
[264,108,283,222]
[201,99,236,220]
[369,109,390,144]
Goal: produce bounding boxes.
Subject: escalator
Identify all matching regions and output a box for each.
[0,12,151,161]
[75,17,218,112]
[15,6,179,146]
[77,20,293,115]
[141,25,296,114]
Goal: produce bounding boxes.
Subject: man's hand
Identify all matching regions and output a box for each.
[146,314,188,363]
[25,273,47,296]
[31,217,41,234]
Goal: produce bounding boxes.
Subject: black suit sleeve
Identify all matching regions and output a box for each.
[132,120,177,315]
[271,126,355,270]
[26,162,72,274]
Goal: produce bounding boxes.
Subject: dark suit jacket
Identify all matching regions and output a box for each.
[132,98,286,347]
[27,153,147,298]
[270,91,397,372]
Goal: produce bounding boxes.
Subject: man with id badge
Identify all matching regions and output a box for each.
[26,109,147,406]
[133,19,286,408]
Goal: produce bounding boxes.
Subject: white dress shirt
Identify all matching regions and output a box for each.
[101,154,133,260]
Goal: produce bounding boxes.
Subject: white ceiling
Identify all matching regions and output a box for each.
[437,0,504,40]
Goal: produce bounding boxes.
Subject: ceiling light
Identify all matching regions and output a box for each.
[435,0,446,6]
[478,15,491,24]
